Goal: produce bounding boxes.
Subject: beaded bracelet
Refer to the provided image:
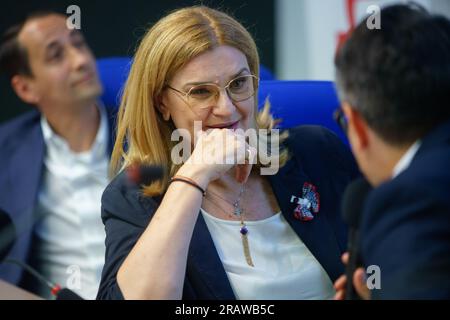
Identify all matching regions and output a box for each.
[170,175,206,196]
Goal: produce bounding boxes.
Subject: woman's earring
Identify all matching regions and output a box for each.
[162,112,170,121]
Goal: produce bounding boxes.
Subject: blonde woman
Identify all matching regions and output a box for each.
[97,6,358,300]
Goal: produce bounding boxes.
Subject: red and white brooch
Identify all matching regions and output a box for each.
[292,182,320,221]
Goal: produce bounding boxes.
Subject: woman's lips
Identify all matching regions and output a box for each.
[207,120,240,130]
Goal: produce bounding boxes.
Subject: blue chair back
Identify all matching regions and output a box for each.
[257,80,346,142]
[97,57,345,142]
[97,57,275,107]
[97,57,132,108]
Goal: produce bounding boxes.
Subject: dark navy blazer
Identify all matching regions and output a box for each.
[97,126,359,300]
[0,108,116,286]
[361,119,450,299]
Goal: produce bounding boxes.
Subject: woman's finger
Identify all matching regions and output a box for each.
[341,252,349,265]
[333,289,345,300]
[235,145,256,183]
[334,274,347,290]
[353,268,371,300]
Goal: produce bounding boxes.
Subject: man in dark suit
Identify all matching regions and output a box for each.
[333,3,450,299]
[0,11,115,299]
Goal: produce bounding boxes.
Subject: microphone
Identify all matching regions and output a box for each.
[55,287,84,300]
[0,212,83,300]
[126,163,165,185]
[3,259,83,300]
[341,177,372,300]
[0,208,15,262]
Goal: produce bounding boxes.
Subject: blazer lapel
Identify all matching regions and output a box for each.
[268,157,344,282]
[7,118,44,237]
[185,153,345,298]
[187,213,236,299]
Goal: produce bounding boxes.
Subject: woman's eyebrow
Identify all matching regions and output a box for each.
[183,67,250,87]
[230,67,250,78]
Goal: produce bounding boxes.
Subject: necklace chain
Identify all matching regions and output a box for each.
[205,184,245,218]
[203,184,254,267]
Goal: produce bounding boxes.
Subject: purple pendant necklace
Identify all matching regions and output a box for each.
[233,184,254,267]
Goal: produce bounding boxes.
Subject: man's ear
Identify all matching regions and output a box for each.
[156,94,171,121]
[11,75,40,105]
[342,102,369,150]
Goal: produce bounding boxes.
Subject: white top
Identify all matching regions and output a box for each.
[392,140,421,178]
[200,209,335,300]
[33,107,109,299]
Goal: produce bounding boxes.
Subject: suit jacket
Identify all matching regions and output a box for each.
[361,119,450,299]
[97,125,359,300]
[0,108,116,286]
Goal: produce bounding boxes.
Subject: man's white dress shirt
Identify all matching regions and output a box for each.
[33,108,109,299]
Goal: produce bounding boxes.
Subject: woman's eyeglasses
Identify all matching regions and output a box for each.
[166,74,259,115]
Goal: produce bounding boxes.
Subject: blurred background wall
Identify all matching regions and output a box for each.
[0,0,275,123]
[276,0,450,80]
[1,0,450,123]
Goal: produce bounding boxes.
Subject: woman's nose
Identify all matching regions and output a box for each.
[212,88,235,116]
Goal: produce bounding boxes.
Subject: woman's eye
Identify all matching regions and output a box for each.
[230,79,247,91]
[230,78,247,90]
[190,86,213,97]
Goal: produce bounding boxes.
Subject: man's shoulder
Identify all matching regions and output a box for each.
[410,144,450,180]
[0,110,41,146]
[362,144,450,237]
[371,145,450,204]
[361,144,450,299]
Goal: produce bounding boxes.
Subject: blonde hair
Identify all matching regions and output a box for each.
[111,6,288,196]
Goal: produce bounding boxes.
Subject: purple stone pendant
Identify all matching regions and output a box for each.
[239,222,254,267]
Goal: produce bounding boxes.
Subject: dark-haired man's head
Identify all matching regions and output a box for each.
[0,12,102,113]
[335,3,450,185]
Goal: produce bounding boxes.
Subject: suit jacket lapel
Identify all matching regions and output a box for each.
[268,157,344,282]
[185,154,345,298]
[7,118,44,236]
